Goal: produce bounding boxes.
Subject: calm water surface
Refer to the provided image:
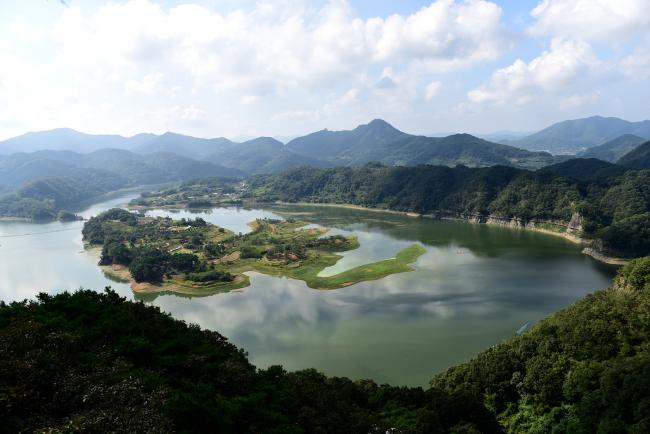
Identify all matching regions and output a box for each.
[0,196,616,386]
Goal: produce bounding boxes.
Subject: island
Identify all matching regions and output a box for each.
[83,208,425,296]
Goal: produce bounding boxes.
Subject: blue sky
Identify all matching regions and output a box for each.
[0,0,648,140]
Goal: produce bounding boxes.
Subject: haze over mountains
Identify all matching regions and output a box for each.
[501,116,650,154]
[0,119,559,176]
[1,116,649,199]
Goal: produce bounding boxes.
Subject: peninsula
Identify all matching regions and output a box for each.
[83,208,425,296]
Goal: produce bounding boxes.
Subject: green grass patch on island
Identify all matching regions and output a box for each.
[83,208,423,296]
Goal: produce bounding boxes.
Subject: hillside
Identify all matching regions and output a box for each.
[537,158,627,181]
[0,128,154,154]
[203,137,329,174]
[2,258,649,432]
[578,134,647,162]
[0,175,126,220]
[431,257,650,433]
[286,119,555,169]
[504,116,650,154]
[0,129,235,159]
[2,121,559,171]
[133,132,235,159]
[617,141,650,169]
[246,163,650,258]
[0,149,243,219]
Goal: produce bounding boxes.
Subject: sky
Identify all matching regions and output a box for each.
[0,0,648,141]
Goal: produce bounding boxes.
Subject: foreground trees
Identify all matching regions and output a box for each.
[1,258,650,432]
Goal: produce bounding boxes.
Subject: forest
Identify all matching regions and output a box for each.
[1,257,649,433]
[244,161,650,258]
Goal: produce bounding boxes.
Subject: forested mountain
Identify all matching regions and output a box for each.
[132,132,235,159]
[537,158,626,181]
[578,134,647,162]
[504,116,650,154]
[0,149,242,192]
[0,175,126,220]
[2,258,650,432]
[247,162,650,258]
[617,140,650,169]
[2,121,559,172]
[0,149,243,219]
[286,119,555,169]
[203,137,330,174]
[0,128,155,154]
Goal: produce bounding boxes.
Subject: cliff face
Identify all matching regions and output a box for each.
[451,212,583,236]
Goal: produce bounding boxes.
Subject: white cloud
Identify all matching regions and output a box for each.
[529,0,650,42]
[50,0,509,96]
[559,92,600,109]
[620,38,650,80]
[467,38,606,107]
[425,81,442,100]
[125,73,163,95]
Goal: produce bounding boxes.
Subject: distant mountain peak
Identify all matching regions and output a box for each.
[359,118,397,130]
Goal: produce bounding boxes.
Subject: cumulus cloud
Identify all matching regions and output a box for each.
[51,0,509,95]
[529,0,650,42]
[467,38,607,107]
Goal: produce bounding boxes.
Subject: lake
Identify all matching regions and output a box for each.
[0,195,617,386]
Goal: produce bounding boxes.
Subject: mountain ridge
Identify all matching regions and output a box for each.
[503,116,650,154]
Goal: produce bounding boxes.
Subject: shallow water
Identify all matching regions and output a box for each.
[0,197,616,386]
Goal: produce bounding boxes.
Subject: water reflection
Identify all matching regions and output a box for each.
[0,197,617,386]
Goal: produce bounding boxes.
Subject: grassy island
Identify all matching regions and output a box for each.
[83,208,425,295]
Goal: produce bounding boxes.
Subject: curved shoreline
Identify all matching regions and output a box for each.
[263,201,628,266]
[126,198,629,266]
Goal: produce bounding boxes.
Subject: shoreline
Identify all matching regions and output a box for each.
[125,198,629,266]
[264,201,628,266]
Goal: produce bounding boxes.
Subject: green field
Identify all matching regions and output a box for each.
[251,243,426,289]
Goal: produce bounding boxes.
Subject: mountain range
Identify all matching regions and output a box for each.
[0,149,243,195]
[0,119,560,176]
[502,116,650,154]
[2,117,650,206]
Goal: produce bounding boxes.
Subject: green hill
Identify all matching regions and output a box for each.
[203,137,330,174]
[247,164,650,258]
[617,141,650,169]
[578,134,646,162]
[505,116,650,154]
[0,149,243,219]
[286,119,555,169]
[537,158,626,181]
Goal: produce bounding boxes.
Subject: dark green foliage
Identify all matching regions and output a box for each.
[431,258,650,433]
[82,208,138,244]
[187,269,233,283]
[100,242,133,266]
[169,253,201,273]
[537,158,626,181]
[247,164,650,257]
[129,248,171,283]
[240,245,264,259]
[0,289,503,433]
